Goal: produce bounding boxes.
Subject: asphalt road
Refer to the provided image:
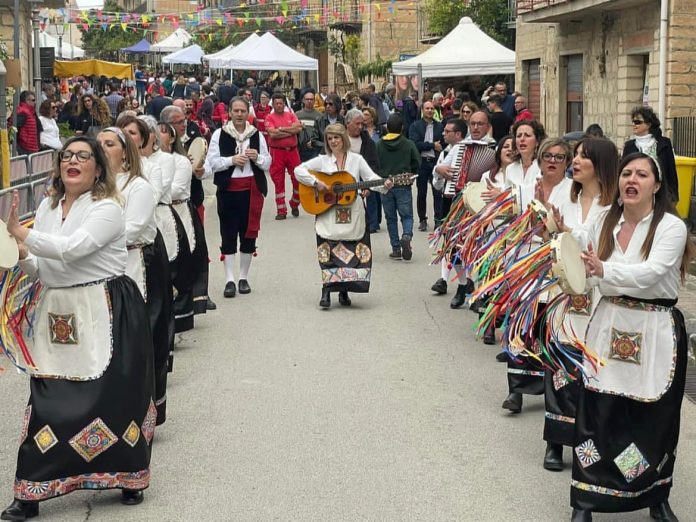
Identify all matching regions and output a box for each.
[0,181,695,521]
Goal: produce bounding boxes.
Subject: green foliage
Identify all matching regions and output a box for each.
[78,0,146,58]
[57,122,72,139]
[424,0,514,49]
[344,35,361,69]
[355,55,393,83]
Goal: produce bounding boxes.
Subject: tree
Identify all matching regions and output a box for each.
[424,0,514,49]
[78,0,146,59]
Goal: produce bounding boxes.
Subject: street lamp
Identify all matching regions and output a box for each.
[55,21,65,61]
[27,0,43,113]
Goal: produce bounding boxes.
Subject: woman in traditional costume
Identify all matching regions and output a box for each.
[2,136,154,520]
[505,119,545,194]
[571,152,691,522]
[295,123,393,308]
[97,127,172,426]
[540,138,618,472]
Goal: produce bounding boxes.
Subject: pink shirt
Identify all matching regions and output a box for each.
[265,110,299,149]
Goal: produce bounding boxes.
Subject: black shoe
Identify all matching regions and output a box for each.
[450,284,468,309]
[495,351,508,363]
[291,207,299,217]
[571,508,592,522]
[238,279,251,294]
[319,288,331,309]
[389,248,402,260]
[431,278,447,295]
[483,331,496,345]
[400,237,412,261]
[224,281,236,298]
[1,500,38,521]
[206,297,217,310]
[462,278,475,294]
[121,489,144,506]
[543,443,564,471]
[650,501,679,522]
[418,220,427,232]
[338,291,351,306]
[502,392,522,413]
[275,214,286,220]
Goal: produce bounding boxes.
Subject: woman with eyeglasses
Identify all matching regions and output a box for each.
[71,94,109,137]
[2,137,155,519]
[97,127,173,427]
[295,123,393,308]
[38,100,62,151]
[622,106,678,203]
[15,91,40,155]
[570,152,692,522]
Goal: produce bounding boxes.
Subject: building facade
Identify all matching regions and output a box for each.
[514,0,696,149]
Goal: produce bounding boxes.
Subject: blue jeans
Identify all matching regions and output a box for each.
[366,192,382,231]
[381,187,414,249]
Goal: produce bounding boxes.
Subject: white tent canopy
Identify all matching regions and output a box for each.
[150,29,192,53]
[203,34,260,69]
[36,31,85,59]
[162,44,205,65]
[219,32,318,71]
[391,17,515,77]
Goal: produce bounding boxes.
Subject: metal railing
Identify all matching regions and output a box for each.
[1,150,55,221]
[516,0,569,16]
[673,116,696,158]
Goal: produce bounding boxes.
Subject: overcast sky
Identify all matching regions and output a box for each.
[75,0,104,8]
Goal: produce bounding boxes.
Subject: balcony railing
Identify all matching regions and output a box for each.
[418,7,443,43]
[516,0,569,16]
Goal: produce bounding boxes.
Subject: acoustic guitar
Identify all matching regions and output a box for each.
[298,170,416,216]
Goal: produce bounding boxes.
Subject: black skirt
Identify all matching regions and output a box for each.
[317,227,372,294]
[189,201,209,315]
[144,232,173,426]
[570,306,688,513]
[13,276,154,501]
[170,209,194,335]
[543,346,581,446]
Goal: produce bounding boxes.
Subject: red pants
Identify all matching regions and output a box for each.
[269,147,300,215]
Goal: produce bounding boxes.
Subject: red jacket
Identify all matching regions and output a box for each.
[16,102,40,153]
[514,109,534,123]
[212,102,228,126]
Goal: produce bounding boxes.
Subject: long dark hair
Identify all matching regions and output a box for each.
[492,134,512,183]
[570,138,618,207]
[631,105,662,139]
[597,152,693,281]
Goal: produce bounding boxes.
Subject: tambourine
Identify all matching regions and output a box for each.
[0,218,19,270]
[550,232,586,295]
[188,137,208,170]
[529,200,558,233]
[462,182,488,214]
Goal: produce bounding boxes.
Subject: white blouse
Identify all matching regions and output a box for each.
[149,149,176,205]
[116,173,157,245]
[38,116,62,150]
[558,192,610,250]
[506,160,541,191]
[207,128,272,179]
[590,211,686,299]
[171,153,193,201]
[20,193,127,287]
[141,156,164,203]
[295,151,386,240]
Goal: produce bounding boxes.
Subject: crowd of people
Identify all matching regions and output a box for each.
[4,68,689,522]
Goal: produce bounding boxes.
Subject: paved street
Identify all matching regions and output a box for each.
[1,181,695,521]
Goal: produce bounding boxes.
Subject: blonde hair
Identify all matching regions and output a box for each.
[324,123,350,155]
[98,128,143,189]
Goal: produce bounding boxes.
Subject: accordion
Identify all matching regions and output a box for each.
[443,141,497,197]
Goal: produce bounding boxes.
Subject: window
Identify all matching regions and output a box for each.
[565,54,583,133]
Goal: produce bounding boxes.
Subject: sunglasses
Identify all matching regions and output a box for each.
[541,152,567,162]
[632,119,645,125]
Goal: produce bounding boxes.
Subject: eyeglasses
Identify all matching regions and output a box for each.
[59,150,94,163]
[541,152,567,162]
[443,129,456,134]
[632,119,645,125]
[469,122,487,127]
[171,119,186,125]
[461,109,472,114]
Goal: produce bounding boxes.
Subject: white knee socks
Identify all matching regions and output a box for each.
[239,253,252,281]
[440,258,450,281]
[224,254,236,283]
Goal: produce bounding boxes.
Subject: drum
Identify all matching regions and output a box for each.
[550,232,586,295]
[462,182,488,214]
[0,218,19,270]
[530,200,558,233]
[188,137,208,170]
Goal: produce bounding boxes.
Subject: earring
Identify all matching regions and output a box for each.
[617,196,623,206]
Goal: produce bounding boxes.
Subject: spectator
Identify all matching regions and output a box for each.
[38,100,62,151]
[184,77,201,99]
[481,81,515,120]
[15,91,40,155]
[487,94,514,143]
[171,75,187,99]
[513,95,534,122]
[584,123,604,138]
[362,106,381,143]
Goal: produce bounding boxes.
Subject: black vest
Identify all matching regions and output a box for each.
[214,130,268,197]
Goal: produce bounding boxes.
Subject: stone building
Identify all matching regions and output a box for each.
[514,0,696,149]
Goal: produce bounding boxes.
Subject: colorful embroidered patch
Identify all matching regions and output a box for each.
[335,207,352,224]
[34,425,58,454]
[610,328,642,364]
[122,421,141,448]
[317,242,331,264]
[614,443,650,483]
[553,368,570,391]
[48,312,79,345]
[569,293,592,315]
[321,267,371,283]
[331,243,355,265]
[141,399,157,444]
[19,405,32,445]
[69,418,118,463]
[14,470,151,502]
[355,243,372,263]
[575,439,601,469]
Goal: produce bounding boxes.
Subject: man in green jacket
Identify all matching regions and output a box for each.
[376,114,421,260]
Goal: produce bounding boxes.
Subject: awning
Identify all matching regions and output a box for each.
[162,44,205,65]
[121,39,150,53]
[53,59,134,80]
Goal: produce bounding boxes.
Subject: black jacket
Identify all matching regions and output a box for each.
[315,114,345,150]
[622,136,679,202]
[408,119,444,157]
[358,130,380,173]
